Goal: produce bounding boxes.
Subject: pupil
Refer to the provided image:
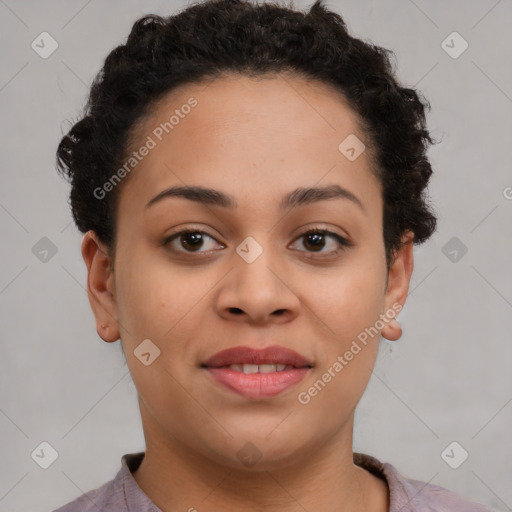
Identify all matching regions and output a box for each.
[182,233,203,251]
[305,233,324,251]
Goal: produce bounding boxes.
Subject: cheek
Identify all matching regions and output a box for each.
[114,259,214,404]
[115,255,211,342]
[307,262,385,336]
[298,261,384,398]
[115,264,205,413]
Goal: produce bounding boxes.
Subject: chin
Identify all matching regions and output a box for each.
[204,431,313,472]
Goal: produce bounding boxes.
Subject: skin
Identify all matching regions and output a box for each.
[82,73,414,512]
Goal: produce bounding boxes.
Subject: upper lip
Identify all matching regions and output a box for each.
[202,345,313,368]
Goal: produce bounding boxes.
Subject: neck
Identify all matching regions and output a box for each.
[131,402,389,512]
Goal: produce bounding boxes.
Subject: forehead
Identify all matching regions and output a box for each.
[118,73,381,220]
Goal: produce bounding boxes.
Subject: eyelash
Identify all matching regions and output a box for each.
[163,227,352,259]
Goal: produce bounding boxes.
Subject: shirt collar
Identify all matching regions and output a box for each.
[120,452,162,512]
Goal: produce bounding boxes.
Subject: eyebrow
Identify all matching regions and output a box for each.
[145,184,365,213]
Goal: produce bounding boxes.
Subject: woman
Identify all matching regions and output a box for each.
[53,0,491,510]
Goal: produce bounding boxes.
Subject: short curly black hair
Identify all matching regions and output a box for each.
[56,0,438,270]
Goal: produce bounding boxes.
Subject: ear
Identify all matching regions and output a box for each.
[380,230,415,341]
[81,230,120,343]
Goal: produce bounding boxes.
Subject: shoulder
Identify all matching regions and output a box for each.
[354,452,492,512]
[50,478,117,511]
[50,453,147,512]
[51,452,150,512]
[51,477,122,512]
[390,471,492,511]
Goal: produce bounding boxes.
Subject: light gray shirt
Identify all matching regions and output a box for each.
[52,451,492,511]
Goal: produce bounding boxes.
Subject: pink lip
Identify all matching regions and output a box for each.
[205,367,311,399]
[202,344,313,368]
[202,344,313,399]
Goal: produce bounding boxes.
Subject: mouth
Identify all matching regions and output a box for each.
[202,344,313,369]
[205,363,312,373]
[201,345,313,399]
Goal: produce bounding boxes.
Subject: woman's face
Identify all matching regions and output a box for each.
[83,73,413,471]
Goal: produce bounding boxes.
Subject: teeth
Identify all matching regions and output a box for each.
[259,364,277,373]
[242,364,259,374]
[228,363,289,373]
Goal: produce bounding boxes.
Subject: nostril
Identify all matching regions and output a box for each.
[229,308,243,314]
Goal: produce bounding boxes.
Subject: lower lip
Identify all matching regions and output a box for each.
[205,367,311,399]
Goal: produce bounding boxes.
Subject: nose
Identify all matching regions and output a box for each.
[215,245,300,325]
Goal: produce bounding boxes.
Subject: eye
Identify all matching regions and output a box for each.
[163,229,223,254]
[290,228,351,257]
[163,227,352,258]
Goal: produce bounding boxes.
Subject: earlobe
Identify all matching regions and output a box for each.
[81,230,120,343]
[381,318,402,341]
[380,230,415,341]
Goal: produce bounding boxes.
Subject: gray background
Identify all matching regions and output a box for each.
[1,0,511,510]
